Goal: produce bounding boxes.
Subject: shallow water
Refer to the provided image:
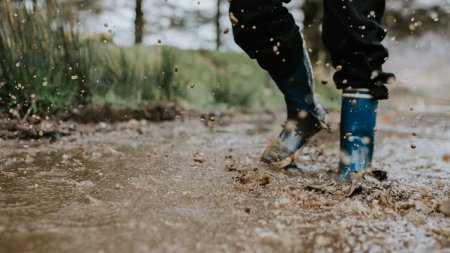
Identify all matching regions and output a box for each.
[0,109,449,253]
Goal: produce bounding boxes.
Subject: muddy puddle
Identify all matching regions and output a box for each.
[0,107,449,252]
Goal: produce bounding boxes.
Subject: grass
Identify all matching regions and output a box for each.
[88,44,277,109]
[91,45,339,110]
[0,1,338,118]
[0,1,92,115]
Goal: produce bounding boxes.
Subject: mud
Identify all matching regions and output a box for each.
[0,104,449,252]
[68,103,183,123]
[0,103,185,140]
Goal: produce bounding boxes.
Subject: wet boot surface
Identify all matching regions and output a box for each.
[260,113,325,168]
[0,108,449,253]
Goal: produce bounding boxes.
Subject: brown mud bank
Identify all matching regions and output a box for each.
[0,103,186,140]
[0,108,449,253]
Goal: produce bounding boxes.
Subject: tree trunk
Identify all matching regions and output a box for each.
[215,0,221,50]
[135,0,144,44]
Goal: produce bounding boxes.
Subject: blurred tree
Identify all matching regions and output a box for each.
[152,0,222,48]
[215,0,222,50]
[31,0,37,10]
[135,0,144,44]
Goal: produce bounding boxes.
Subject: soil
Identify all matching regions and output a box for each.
[0,103,184,140]
[0,101,449,253]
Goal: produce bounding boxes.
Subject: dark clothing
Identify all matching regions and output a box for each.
[323,0,394,99]
[229,0,302,81]
[229,0,394,99]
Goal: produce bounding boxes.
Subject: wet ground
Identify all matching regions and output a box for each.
[0,102,449,252]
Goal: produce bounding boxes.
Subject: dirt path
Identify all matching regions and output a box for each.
[0,105,449,252]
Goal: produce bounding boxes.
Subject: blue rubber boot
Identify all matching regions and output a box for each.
[339,88,378,180]
[276,47,326,123]
[261,47,326,168]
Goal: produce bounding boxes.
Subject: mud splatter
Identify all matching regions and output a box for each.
[0,109,449,252]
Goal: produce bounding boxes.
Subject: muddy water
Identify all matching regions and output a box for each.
[0,108,449,253]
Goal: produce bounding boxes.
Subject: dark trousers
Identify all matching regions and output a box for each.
[229,0,394,99]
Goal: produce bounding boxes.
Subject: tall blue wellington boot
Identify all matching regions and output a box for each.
[261,47,327,168]
[339,88,378,179]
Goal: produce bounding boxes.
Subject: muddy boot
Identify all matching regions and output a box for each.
[261,112,323,168]
[261,48,327,169]
[339,88,378,180]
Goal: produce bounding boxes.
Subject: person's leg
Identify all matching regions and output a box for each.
[322,0,395,179]
[230,0,302,81]
[230,0,326,168]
